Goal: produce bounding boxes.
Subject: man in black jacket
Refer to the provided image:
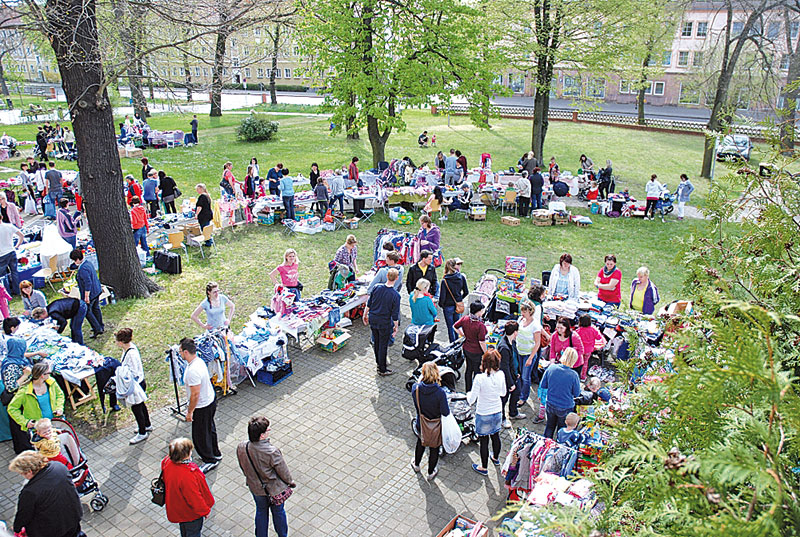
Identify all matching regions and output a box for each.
[10,452,82,537]
[497,321,526,427]
[406,249,438,298]
[530,167,545,210]
[364,269,401,376]
[31,297,88,345]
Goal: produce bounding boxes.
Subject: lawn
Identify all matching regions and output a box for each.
[0,108,717,436]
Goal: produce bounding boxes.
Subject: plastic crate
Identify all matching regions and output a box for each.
[256,364,293,386]
[257,214,274,225]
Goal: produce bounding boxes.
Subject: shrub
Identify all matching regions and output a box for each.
[236,113,279,142]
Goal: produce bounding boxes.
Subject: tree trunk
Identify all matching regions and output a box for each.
[779,12,800,154]
[637,56,649,125]
[114,0,148,119]
[366,115,389,167]
[210,30,226,117]
[346,92,359,140]
[183,54,193,102]
[148,78,154,100]
[269,24,280,105]
[45,0,159,298]
[0,58,11,106]
[701,1,761,178]
[531,60,552,161]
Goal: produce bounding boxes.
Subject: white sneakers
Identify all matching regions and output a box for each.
[502,418,512,429]
[129,432,149,445]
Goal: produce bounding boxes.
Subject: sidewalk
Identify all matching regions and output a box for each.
[0,299,523,536]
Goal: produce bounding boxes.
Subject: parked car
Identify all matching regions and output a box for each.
[716,134,753,161]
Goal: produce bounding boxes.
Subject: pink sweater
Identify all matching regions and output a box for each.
[576,325,603,362]
[549,332,585,365]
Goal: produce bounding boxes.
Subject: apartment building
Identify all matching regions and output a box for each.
[510,1,797,111]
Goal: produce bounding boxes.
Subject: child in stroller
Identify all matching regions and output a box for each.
[39,417,110,511]
[404,334,465,384]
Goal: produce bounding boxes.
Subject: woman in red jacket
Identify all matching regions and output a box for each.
[161,437,215,537]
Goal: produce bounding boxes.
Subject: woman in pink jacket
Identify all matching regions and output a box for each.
[549,317,584,377]
[0,192,22,228]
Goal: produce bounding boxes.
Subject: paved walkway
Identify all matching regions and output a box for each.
[0,299,535,536]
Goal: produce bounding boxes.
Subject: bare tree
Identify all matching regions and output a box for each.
[265,17,295,105]
[779,3,800,152]
[0,21,23,107]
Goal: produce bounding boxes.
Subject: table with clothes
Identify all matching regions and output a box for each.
[1,319,120,411]
[383,184,459,205]
[166,318,289,396]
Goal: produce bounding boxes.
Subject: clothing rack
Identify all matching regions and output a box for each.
[511,427,581,453]
[167,346,186,419]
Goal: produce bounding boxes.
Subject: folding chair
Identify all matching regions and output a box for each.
[163,231,188,258]
[33,255,74,293]
[359,208,375,223]
[501,190,518,215]
[283,219,297,236]
[186,225,216,259]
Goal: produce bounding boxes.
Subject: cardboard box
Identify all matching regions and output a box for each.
[342,218,359,229]
[469,205,487,215]
[317,328,351,352]
[436,515,487,537]
[501,216,520,226]
[468,214,486,221]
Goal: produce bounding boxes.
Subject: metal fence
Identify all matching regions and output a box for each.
[443,103,769,138]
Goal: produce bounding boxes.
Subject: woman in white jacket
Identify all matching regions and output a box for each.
[115,327,152,445]
[468,350,507,476]
[547,253,581,301]
[644,174,663,221]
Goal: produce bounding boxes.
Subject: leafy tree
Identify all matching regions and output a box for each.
[489,0,631,161]
[297,0,501,167]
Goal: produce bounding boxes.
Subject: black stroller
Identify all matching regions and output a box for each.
[405,337,465,391]
[402,324,438,362]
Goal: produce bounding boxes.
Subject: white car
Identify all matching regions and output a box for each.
[716,134,753,161]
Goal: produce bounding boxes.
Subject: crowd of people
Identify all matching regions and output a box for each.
[34,122,75,161]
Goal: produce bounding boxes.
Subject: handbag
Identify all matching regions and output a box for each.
[174,187,182,198]
[151,470,166,506]
[443,278,464,315]
[0,388,14,406]
[245,442,294,505]
[415,387,442,448]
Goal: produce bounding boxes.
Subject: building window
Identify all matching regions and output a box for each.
[792,21,799,39]
[679,83,700,105]
[732,21,744,36]
[767,22,780,39]
[284,68,291,78]
[161,68,167,76]
[172,67,178,76]
[254,28,261,36]
[257,68,264,78]
[678,51,689,67]
[562,75,581,97]
[653,81,665,96]
[293,46,300,56]
[585,78,605,99]
[194,67,201,76]
[232,57,240,67]
[243,47,249,56]
[203,68,209,76]
[508,73,525,92]
[245,67,251,77]
[231,38,237,47]
[275,69,281,78]
[662,51,671,66]
[693,51,704,67]
[619,80,631,94]
[696,22,708,37]
[780,55,790,70]
[681,21,693,37]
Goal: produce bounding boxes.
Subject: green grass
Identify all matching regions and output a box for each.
[0,108,722,436]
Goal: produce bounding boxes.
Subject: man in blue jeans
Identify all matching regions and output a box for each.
[70,248,104,338]
[236,416,295,537]
[0,221,23,296]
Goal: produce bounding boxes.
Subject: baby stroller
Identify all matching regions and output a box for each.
[656,191,676,215]
[402,324,438,362]
[50,417,109,511]
[472,269,501,310]
[405,337,465,391]
[409,365,478,444]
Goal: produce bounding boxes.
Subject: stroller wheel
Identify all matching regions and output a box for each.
[90,497,106,511]
[410,417,419,438]
[99,492,109,506]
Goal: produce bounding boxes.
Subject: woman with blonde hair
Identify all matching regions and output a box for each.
[539,346,581,439]
[191,281,235,331]
[629,266,660,315]
[409,278,436,326]
[411,362,450,481]
[269,248,302,300]
[468,350,507,476]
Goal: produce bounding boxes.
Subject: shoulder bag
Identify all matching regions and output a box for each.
[0,388,14,406]
[245,442,294,505]
[443,278,464,315]
[415,386,442,448]
[151,470,166,506]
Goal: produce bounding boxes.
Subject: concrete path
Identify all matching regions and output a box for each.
[0,298,533,536]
